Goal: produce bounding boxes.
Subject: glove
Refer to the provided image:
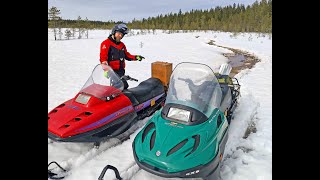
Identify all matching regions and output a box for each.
[103,70,110,79]
[135,55,145,61]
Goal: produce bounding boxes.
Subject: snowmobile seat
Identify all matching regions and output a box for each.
[122,90,140,106]
[125,78,165,104]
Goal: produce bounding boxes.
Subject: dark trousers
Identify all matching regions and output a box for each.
[114,69,125,78]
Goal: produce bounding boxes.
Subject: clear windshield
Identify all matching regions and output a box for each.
[166,63,222,117]
[79,64,124,99]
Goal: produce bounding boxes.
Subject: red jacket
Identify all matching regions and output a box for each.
[100,35,136,71]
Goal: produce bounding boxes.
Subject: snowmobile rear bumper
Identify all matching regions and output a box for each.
[133,144,221,179]
[48,111,137,143]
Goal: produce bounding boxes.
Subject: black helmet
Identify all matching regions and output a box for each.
[111,23,129,35]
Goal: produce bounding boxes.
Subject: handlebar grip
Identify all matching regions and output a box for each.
[122,75,138,82]
[131,78,138,82]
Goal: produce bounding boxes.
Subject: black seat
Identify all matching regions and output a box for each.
[124,78,165,105]
[122,90,140,106]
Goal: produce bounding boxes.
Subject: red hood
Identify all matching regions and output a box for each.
[48,93,133,138]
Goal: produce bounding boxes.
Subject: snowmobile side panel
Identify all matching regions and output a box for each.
[134,93,165,112]
[48,93,133,138]
[48,111,137,142]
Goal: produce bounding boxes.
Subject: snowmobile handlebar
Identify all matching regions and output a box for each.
[121,75,138,82]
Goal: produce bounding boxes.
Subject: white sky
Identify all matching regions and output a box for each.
[48,29,272,180]
[48,0,260,22]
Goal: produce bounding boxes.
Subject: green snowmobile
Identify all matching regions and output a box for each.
[132,62,240,179]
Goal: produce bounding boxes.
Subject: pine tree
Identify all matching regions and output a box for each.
[77,16,83,39]
[48,6,61,40]
[65,29,72,40]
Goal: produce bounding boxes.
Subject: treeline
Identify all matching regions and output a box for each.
[129,0,272,33]
[48,0,271,33]
[48,19,119,29]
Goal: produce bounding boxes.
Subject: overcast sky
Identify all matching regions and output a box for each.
[48,0,259,22]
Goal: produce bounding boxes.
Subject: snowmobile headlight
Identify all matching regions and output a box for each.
[167,107,191,122]
[75,93,91,104]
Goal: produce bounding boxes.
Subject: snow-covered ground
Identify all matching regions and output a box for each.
[48,29,272,180]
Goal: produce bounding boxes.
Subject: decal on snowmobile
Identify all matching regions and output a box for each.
[135,93,165,112]
[209,110,220,123]
[76,105,134,132]
[186,170,200,176]
[165,121,184,128]
[156,150,161,156]
[67,105,80,110]
[134,104,144,111]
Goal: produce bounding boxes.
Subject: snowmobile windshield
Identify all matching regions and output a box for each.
[79,64,124,99]
[166,63,222,118]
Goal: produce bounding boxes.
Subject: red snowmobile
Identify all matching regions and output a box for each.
[48,64,166,145]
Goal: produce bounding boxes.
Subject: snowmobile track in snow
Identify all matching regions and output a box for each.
[207,40,260,77]
[48,116,152,179]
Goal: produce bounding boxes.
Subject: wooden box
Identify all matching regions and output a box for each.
[151,61,172,88]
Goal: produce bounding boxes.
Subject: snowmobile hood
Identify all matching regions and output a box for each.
[133,109,224,173]
[48,93,134,138]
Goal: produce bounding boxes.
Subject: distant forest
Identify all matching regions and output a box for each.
[48,0,271,33]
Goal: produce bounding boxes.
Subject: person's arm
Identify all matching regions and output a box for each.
[100,41,110,64]
[123,44,136,61]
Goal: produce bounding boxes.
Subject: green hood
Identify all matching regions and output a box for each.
[133,109,226,173]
